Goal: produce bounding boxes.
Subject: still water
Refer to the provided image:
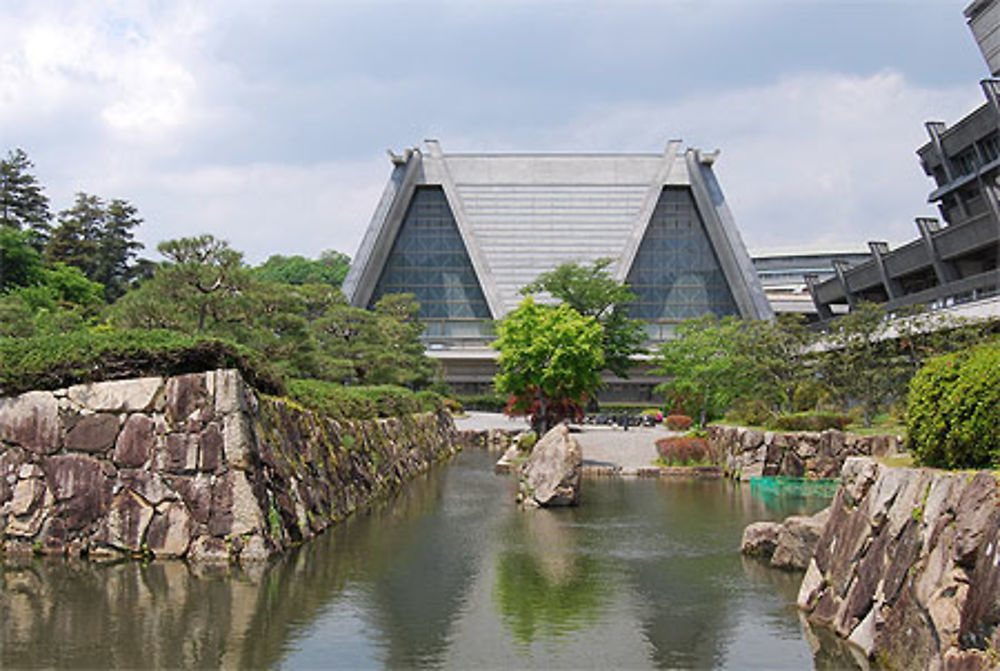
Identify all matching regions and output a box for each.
[0,450,857,669]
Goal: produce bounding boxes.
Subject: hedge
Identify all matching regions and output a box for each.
[286,379,445,421]
[0,329,285,396]
[907,342,1000,469]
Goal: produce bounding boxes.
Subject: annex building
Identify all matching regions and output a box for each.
[809,1,1000,321]
[344,140,771,399]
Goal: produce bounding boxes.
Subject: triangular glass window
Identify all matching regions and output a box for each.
[369,186,491,325]
[626,187,738,327]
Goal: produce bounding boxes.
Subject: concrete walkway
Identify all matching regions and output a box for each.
[454,412,670,475]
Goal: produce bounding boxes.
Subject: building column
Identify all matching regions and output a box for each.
[804,274,834,321]
[926,121,972,220]
[868,241,899,300]
[831,259,856,310]
[915,217,957,285]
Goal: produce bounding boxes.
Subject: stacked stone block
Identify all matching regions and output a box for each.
[707,425,901,480]
[0,370,458,562]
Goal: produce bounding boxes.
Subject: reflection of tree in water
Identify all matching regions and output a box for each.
[493,508,609,645]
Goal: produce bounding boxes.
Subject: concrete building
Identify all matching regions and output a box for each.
[967,0,1000,77]
[751,252,868,319]
[809,76,1000,319]
[344,140,772,398]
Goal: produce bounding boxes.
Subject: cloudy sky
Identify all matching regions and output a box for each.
[0,1,991,264]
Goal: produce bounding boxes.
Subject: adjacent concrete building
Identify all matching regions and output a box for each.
[967,0,1000,77]
[809,77,1000,319]
[344,140,772,397]
[752,252,868,319]
[809,1,1000,321]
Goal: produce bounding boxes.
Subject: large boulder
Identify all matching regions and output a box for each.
[517,425,582,507]
[741,506,831,571]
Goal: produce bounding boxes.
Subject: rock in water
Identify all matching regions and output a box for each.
[517,425,582,507]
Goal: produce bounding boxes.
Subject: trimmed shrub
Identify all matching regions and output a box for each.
[455,393,507,412]
[665,414,693,431]
[286,380,444,421]
[907,343,1000,469]
[656,435,711,466]
[767,412,850,432]
[0,329,284,396]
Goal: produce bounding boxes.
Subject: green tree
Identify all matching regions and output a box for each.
[253,250,351,287]
[0,148,51,248]
[46,192,104,277]
[736,315,815,413]
[0,227,44,291]
[155,234,250,332]
[819,302,902,427]
[95,199,144,300]
[652,316,753,427]
[46,193,144,300]
[521,258,644,377]
[493,297,605,434]
[0,263,104,337]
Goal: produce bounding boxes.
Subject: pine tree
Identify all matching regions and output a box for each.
[0,148,52,248]
[46,193,104,279]
[46,193,145,300]
[97,199,144,300]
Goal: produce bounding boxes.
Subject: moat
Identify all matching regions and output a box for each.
[0,449,852,669]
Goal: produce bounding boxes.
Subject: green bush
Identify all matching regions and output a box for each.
[286,379,444,421]
[0,329,284,396]
[724,398,773,426]
[907,343,1000,469]
[516,431,537,453]
[455,393,508,412]
[767,412,850,432]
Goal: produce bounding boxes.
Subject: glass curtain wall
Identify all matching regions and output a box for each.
[369,186,492,344]
[626,187,738,340]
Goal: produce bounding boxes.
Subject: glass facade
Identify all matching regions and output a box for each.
[626,187,738,339]
[369,186,491,340]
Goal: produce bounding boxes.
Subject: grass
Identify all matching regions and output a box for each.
[877,454,915,468]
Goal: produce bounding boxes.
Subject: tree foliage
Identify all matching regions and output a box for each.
[652,316,753,427]
[907,342,1000,469]
[46,192,144,300]
[107,235,432,388]
[493,297,605,433]
[252,250,350,287]
[0,148,51,247]
[521,257,644,378]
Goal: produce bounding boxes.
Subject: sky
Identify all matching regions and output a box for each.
[0,0,992,264]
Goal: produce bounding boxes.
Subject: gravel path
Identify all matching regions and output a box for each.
[454,412,669,474]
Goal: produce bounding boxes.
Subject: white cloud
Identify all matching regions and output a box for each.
[127,158,388,264]
[533,71,984,254]
[0,2,988,271]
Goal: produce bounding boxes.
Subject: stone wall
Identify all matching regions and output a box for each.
[454,427,519,452]
[797,457,1000,669]
[707,424,901,481]
[0,370,458,562]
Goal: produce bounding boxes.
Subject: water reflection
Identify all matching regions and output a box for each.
[494,508,609,644]
[1,450,854,669]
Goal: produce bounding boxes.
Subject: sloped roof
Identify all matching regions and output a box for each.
[343,140,771,321]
